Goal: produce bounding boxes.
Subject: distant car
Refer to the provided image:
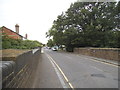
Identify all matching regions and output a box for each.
[52,47,57,51]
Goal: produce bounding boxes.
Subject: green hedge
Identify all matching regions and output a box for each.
[2,35,42,49]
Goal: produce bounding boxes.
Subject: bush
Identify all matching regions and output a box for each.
[2,36,42,49]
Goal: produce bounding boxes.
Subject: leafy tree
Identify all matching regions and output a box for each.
[46,1,120,51]
[47,39,54,47]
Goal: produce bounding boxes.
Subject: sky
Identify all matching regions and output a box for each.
[0,0,119,44]
[0,0,77,44]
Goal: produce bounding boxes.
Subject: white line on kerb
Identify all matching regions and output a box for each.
[46,53,74,89]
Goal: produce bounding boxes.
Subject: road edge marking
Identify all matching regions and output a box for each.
[46,53,74,89]
[76,54,119,68]
[91,59,119,68]
[48,56,67,88]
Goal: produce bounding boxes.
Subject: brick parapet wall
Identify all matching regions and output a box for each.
[1,48,41,88]
[74,48,120,61]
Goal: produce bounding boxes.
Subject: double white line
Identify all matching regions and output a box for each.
[46,53,74,89]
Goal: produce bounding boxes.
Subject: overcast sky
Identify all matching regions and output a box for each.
[0,0,77,44]
[0,0,119,44]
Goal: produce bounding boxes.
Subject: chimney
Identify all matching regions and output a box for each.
[15,24,19,34]
[25,34,28,39]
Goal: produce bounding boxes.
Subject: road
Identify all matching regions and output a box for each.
[33,48,119,88]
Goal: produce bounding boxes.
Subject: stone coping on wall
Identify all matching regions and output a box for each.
[1,49,31,61]
[75,48,120,50]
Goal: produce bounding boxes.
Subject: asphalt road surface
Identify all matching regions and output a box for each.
[32,48,119,88]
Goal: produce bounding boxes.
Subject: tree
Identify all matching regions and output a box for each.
[46,1,119,51]
[47,39,54,47]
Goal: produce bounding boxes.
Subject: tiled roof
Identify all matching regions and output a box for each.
[1,26,23,38]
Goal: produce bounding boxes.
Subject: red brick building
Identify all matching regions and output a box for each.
[0,24,26,39]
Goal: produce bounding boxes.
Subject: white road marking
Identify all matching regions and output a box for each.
[91,59,119,68]
[90,66,103,72]
[76,55,119,68]
[48,56,67,88]
[46,53,74,89]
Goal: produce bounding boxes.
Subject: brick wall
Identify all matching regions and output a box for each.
[1,48,41,88]
[74,48,120,61]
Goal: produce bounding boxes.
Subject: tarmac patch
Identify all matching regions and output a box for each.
[91,74,106,78]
